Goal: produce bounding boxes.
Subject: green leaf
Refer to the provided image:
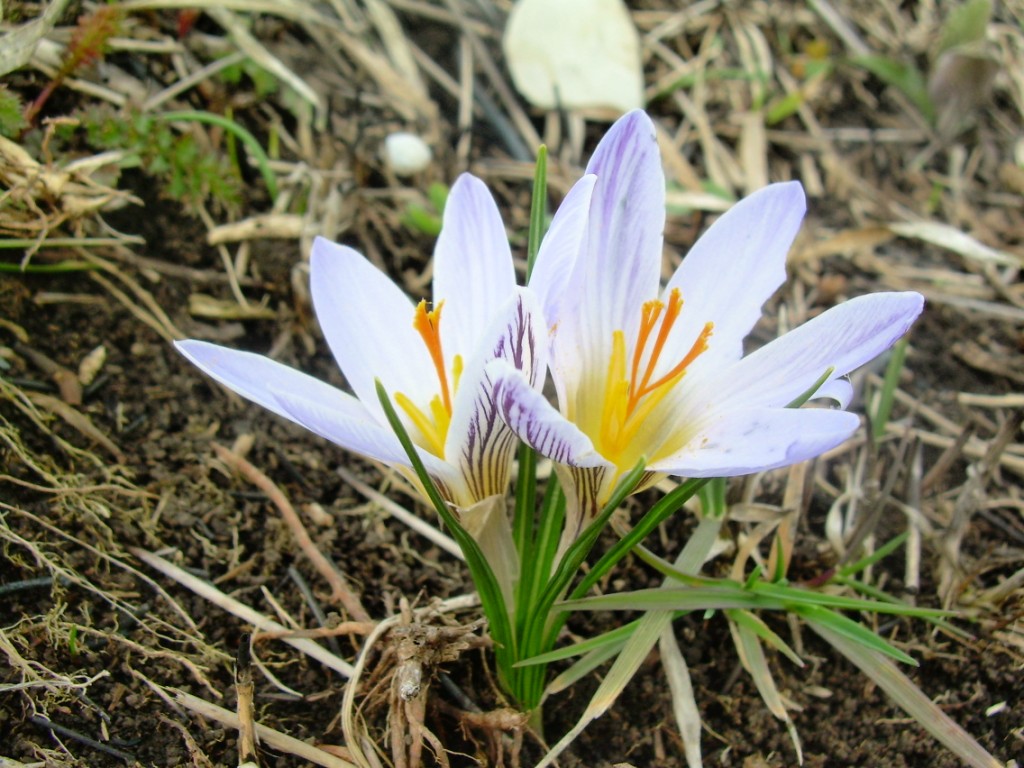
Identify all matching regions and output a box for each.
[872,337,908,442]
[0,86,27,138]
[937,0,992,56]
[559,584,769,613]
[544,638,627,696]
[765,90,805,125]
[838,532,908,578]
[751,581,950,619]
[155,110,278,201]
[427,181,449,214]
[794,603,916,665]
[401,205,443,236]
[727,609,803,667]
[516,618,638,667]
[570,477,709,600]
[851,55,935,122]
[808,619,1002,767]
[787,366,834,408]
[526,144,548,280]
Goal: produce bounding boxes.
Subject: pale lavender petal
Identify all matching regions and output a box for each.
[568,110,665,396]
[310,237,434,416]
[707,292,924,411]
[650,408,860,478]
[175,340,412,467]
[432,173,516,357]
[445,289,547,502]
[812,377,854,408]
[489,363,611,470]
[268,384,456,482]
[664,182,805,369]
[529,173,596,333]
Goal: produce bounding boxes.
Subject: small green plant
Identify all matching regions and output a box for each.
[401,182,449,236]
[218,58,279,100]
[0,86,27,138]
[849,0,997,135]
[77,107,245,213]
[24,5,122,126]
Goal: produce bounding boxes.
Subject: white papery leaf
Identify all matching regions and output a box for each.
[503,0,643,113]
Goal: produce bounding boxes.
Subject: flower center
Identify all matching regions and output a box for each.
[394,300,463,457]
[597,287,713,464]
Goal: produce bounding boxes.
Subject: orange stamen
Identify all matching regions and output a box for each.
[597,286,714,464]
[640,322,713,398]
[629,299,664,398]
[413,299,452,414]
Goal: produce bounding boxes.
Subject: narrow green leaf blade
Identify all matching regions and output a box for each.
[808,619,1002,768]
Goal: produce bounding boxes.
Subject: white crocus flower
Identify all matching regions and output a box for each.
[491,111,925,550]
[176,174,553,605]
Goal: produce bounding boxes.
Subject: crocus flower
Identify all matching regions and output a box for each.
[491,111,924,546]
[176,175,548,600]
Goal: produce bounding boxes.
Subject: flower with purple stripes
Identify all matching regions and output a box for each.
[491,110,924,546]
[177,174,546,527]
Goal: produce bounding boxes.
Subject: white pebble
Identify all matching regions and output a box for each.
[384,132,432,176]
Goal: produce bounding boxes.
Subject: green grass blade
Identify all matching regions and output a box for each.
[727,609,803,667]
[571,477,709,600]
[838,531,909,577]
[872,336,908,442]
[559,585,773,613]
[543,638,626,697]
[794,604,917,665]
[526,144,548,280]
[516,618,638,667]
[536,516,724,768]
[808,619,1002,768]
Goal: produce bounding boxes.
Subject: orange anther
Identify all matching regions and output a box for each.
[412,299,452,415]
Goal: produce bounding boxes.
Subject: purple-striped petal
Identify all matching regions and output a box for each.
[664,182,805,370]
[490,363,611,470]
[175,340,414,468]
[445,289,547,504]
[649,407,860,478]
[432,173,517,357]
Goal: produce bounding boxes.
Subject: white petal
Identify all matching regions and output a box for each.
[812,377,854,408]
[432,174,516,357]
[709,292,924,411]
[445,290,548,502]
[650,407,860,478]
[665,182,805,369]
[577,110,665,354]
[558,111,665,416]
[490,363,610,469]
[310,238,434,416]
[268,383,456,482]
[175,340,413,467]
[529,173,596,334]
